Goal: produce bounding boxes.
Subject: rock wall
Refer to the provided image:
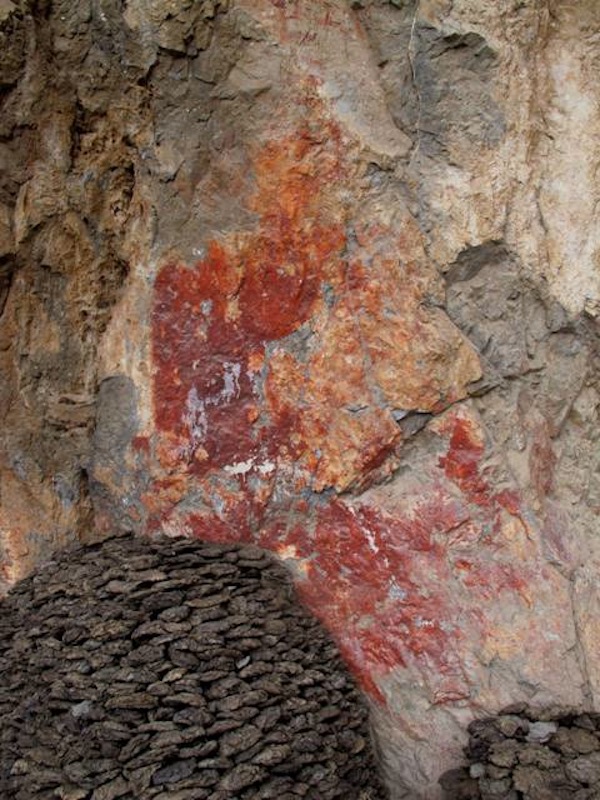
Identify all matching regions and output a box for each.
[1,1,599,798]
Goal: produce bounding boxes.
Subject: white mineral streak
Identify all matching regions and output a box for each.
[223,459,255,477]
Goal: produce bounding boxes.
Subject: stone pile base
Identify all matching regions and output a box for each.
[0,534,387,800]
[439,705,600,799]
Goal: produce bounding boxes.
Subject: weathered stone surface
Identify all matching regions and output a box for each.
[1,1,600,798]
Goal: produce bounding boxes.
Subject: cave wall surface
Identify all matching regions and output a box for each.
[1,1,600,797]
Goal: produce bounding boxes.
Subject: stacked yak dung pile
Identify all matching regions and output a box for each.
[0,534,388,800]
[439,704,600,800]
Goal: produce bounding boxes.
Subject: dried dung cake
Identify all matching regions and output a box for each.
[440,704,600,799]
[0,533,388,800]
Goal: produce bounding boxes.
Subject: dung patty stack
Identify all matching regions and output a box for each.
[0,534,388,800]
[440,705,600,800]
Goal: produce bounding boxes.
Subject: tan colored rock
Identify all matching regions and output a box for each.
[573,568,600,706]
[0,1,16,23]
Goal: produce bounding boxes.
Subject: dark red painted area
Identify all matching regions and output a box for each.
[187,508,252,544]
[151,128,345,482]
[439,415,490,505]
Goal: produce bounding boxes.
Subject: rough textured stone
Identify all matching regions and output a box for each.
[1,2,600,799]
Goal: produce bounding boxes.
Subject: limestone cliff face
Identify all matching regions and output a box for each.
[1,1,599,797]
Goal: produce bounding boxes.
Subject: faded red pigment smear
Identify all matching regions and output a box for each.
[436,412,530,598]
[247,410,535,702]
[131,435,151,454]
[495,488,522,516]
[151,128,345,479]
[439,413,528,521]
[254,487,523,702]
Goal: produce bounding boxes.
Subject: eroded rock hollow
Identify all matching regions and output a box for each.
[1,1,599,797]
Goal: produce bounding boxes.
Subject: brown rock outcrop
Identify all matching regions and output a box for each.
[1,2,600,797]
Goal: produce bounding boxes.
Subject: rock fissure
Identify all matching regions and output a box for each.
[569,572,595,710]
[407,1,423,169]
